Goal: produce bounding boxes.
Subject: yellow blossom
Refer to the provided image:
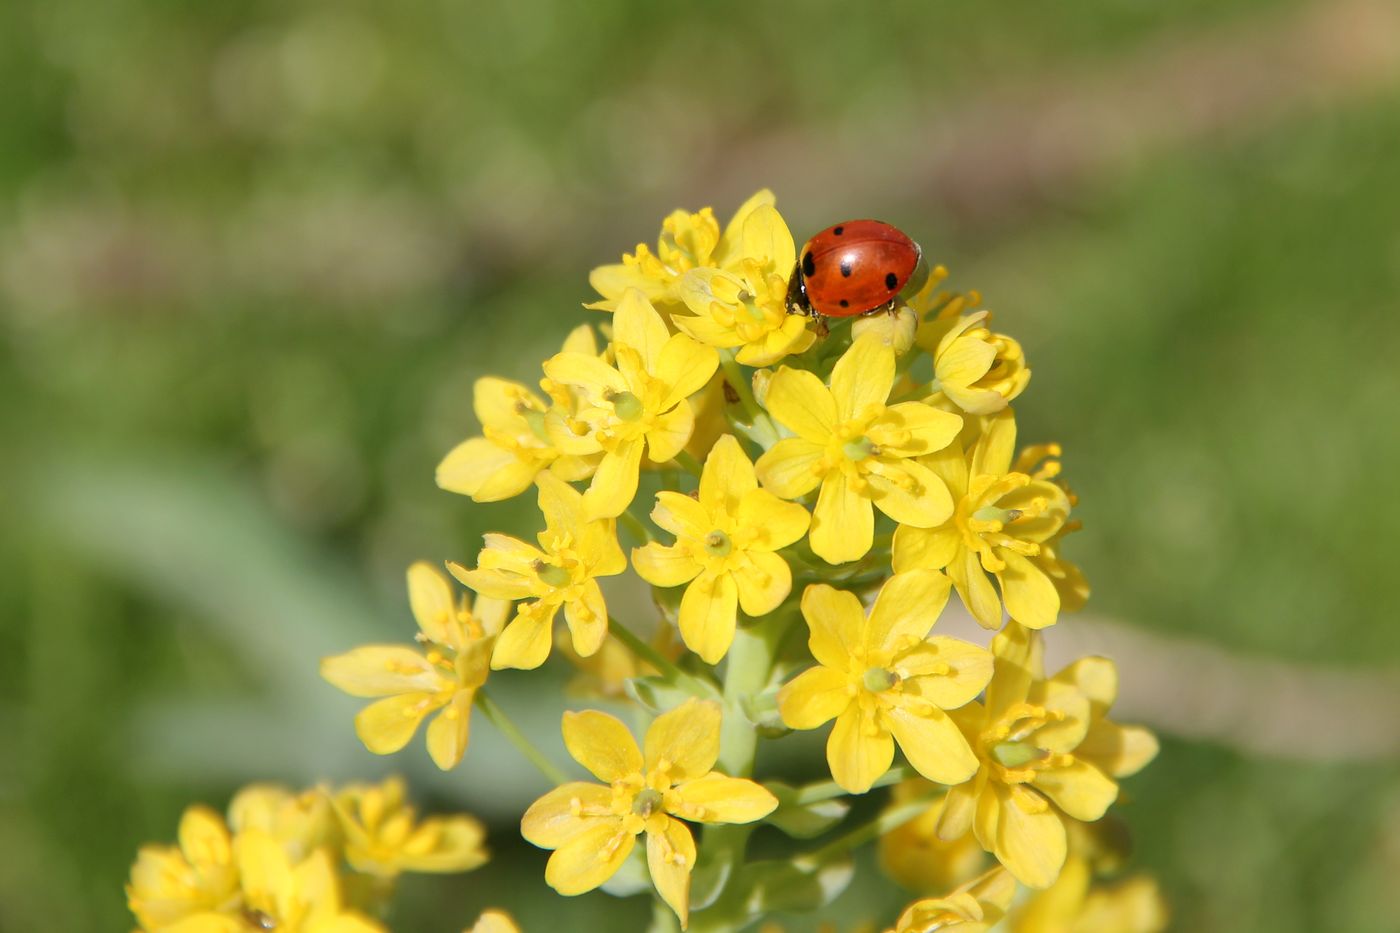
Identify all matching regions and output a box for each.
[333,776,488,878]
[776,572,993,793]
[633,434,810,663]
[1008,855,1169,933]
[449,474,625,670]
[520,698,777,928]
[851,304,920,356]
[917,309,1030,416]
[165,830,385,933]
[321,562,509,768]
[228,785,339,862]
[588,190,776,316]
[887,869,1017,933]
[892,410,1073,629]
[543,289,719,519]
[938,625,1158,889]
[467,911,522,933]
[756,334,963,564]
[676,203,816,366]
[437,325,602,502]
[878,781,986,894]
[127,805,240,931]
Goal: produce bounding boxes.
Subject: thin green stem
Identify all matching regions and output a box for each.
[805,791,941,865]
[719,350,763,425]
[609,616,687,684]
[475,690,568,785]
[793,765,915,806]
[673,449,703,478]
[618,508,652,544]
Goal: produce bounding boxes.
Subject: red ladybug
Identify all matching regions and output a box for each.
[786,220,924,320]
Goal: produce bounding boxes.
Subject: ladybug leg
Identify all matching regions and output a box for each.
[812,316,829,338]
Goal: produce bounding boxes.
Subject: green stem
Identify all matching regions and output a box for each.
[793,765,914,806]
[805,791,941,865]
[719,350,763,426]
[618,508,652,544]
[672,449,703,478]
[475,690,569,785]
[609,616,687,684]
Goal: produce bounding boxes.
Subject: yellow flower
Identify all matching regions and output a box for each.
[449,474,626,670]
[333,776,488,878]
[172,830,384,933]
[937,625,1158,889]
[321,562,509,768]
[520,698,777,928]
[1008,855,1169,933]
[543,289,719,519]
[756,335,963,564]
[228,785,339,862]
[850,304,920,356]
[776,572,993,794]
[437,325,602,502]
[633,434,810,663]
[892,410,1073,629]
[127,805,240,931]
[887,869,1017,933]
[878,781,986,894]
[588,190,776,315]
[676,203,816,366]
[560,623,680,700]
[467,910,522,933]
[918,310,1030,416]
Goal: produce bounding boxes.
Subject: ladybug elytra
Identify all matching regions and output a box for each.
[785,220,926,321]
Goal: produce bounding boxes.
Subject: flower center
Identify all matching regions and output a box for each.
[862,667,899,693]
[632,788,664,818]
[533,561,571,588]
[609,390,644,422]
[703,530,732,557]
[519,408,551,444]
[842,436,876,461]
[973,505,1023,524]
[991,740,1040,768]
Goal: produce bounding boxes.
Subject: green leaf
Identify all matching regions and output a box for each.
[763,781,851,838]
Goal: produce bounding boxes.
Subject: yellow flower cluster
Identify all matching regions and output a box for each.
[126,778,488,933]
[130,190,1161,933]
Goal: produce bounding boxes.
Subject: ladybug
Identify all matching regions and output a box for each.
[786,220,925,321]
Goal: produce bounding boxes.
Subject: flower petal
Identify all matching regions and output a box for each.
[644,698,722,780]
[584,439,645,520]
[425,691,473,770]
[656,336,720,411]
[633,543,703,588]
[1078,721,1159,778]
[763,367,837,440]
[651,490,712,539]
[991,785,1066,889]
[355,694,437,755]
[698,435,757,517]
[754,437,825,499]
[678,571,738,665]
[733,550,791,618]
[645,402,696,466]
[866,569,952,655]
[811,472,874,565]
[521,782,615,848]
[777,665,851,730]
[668,774,778,824]
[490,609,556,670]
[970,410,1016,478]
[544,822,636,896]
[830,334,895,421]
[563,709,643,781]
[647,818,696,929]
[998,551,1061,630]
[949,548,1004,630]
[563,579,609,658]
[543,351,626,397]
[1033,760,1118,822]
[883,705,979,785]
[436,438,538,502]
[891,522,961,573]
[827,706,894,794]
[739,202,795,271]
[937,778,980,841]
[800,583,865,671]
[407,562,457,645]
[613,289,671,373]
[866,459,953,528]
[321,646,444,698]
[897,637,995,709]
[736,490,810,550]
[871,402,963,457]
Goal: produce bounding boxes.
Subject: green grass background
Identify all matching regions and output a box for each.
[3,0,1399,930]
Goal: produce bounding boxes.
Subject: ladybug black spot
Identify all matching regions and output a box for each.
[885,272,899,290]
[802,252,815,277]
[840,259,853,278]
[833,226,844,236]
[839,299,850,308]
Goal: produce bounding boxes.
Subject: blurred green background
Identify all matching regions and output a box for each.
[4,0,1400,930]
